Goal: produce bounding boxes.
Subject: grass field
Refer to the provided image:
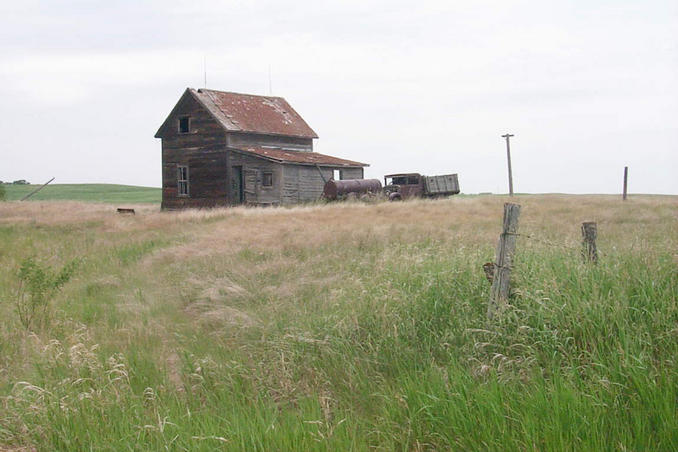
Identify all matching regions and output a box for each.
[0,195,676,451]
[2,183,161,203]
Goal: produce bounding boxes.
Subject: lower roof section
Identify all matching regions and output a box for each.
[233,146,368,167]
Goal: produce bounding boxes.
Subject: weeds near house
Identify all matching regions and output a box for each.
[14,257,78,330]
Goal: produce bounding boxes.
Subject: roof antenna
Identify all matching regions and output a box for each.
[268,64,272,95]
[203,55,207,89]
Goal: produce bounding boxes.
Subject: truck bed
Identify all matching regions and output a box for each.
[423,174,460,196]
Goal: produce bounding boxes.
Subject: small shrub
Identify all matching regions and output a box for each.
[14,257,78,330]
[0,183,5,201]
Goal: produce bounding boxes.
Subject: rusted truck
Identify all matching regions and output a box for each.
[383,173,460,201]
[322,172,459,201]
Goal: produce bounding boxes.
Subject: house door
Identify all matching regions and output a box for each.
[231,166,244,204]
[244,169,258,204]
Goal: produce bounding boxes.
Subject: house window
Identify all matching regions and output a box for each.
[178,116,190,134]
[333,169,340,180]
[262,172,273,187]
[177,165,189,196]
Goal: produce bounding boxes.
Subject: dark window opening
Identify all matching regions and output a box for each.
[178,116,190,134]
[262,172,273,187]
[177,165,189,196]
[408,176,420,185]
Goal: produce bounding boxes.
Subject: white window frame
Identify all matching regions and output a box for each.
[177,165,189,197]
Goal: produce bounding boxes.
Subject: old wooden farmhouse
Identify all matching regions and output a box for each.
[155,88,368,209]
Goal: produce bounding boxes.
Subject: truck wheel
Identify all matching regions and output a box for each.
[389,193,402,202]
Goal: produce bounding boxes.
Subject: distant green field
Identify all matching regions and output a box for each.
[3,183,161,203]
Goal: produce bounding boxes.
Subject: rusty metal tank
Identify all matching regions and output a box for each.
[323,178,382,200]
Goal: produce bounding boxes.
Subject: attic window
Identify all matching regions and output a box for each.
[178,116,190,134]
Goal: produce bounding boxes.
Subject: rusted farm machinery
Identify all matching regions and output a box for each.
[322,173,460,201]
[322,178,383,201]
[383,173,460,201]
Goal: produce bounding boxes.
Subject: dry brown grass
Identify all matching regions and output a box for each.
[4,194,673,237]
[2,194,676,347]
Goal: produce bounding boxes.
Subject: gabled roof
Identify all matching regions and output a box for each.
[234,146,368,167]
[155,88,318,139]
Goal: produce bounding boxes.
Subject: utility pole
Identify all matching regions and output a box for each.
[268,64,273,95]
[20,177,55,201]
[502,133,515,196]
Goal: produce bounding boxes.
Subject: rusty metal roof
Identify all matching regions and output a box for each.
[235,146,368,167]
[192,88,318,138]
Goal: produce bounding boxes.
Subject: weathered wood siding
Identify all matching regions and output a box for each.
[281,166,300,204]
[228,152,283,205]
[162,147,230,209]
[282,165,333,203]
[340,167,364,180]
[228,132,313,151]
[161,94,230,209]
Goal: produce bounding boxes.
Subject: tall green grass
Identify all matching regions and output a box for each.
[0,196,676,451]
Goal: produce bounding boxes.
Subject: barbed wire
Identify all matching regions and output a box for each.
[502,231,601,254]
[510,232,579,251]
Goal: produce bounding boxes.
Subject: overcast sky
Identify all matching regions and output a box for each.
[2,0,676,194]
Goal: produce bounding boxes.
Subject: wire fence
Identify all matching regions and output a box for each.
[505,231,581,253]
[487,203,600,319]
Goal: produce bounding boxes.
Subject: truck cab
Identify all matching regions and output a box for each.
[383,173,424,200]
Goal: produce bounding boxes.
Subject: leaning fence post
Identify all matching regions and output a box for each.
[581,222,598,264]
[487,203,521,319]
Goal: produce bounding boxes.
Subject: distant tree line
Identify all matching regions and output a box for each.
[0,180,30,185]
[0,180,30,201]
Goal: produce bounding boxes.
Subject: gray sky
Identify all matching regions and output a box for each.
[2,0,677,194]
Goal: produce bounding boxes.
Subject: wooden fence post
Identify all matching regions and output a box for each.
[622,166,628,201]
[487,203,521,319]
[581,222,598,264]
